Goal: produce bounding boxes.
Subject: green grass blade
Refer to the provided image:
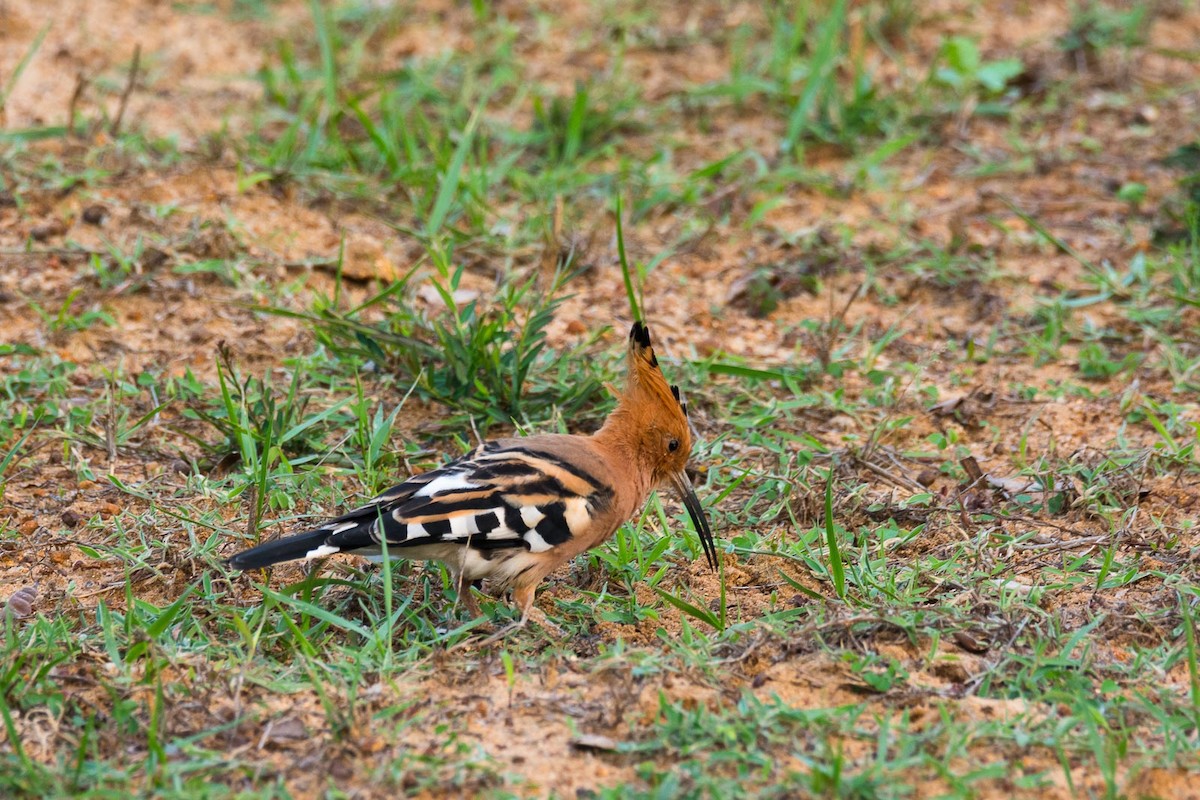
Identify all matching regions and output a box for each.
[614,193,641,320]
[781,0,845,154]
[260,584,374,640]
[563,81,588,163]
[0,125,72,142]
[122,401,174,439]
[348,95,401,175]
[655,587,723,632]
[704,361,812,384]
[824,470,845,599]
[1181,589,1200,732]
[144,586,196,639]
[999,196,1109,285]
[0,422,38,484]
[278,396,353,447]
[308,0,338,116]
[426,104,483,238]
[0,21,50,114]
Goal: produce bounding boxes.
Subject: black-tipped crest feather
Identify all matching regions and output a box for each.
[630,320,651,347]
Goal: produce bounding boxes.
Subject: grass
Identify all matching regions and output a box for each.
[1,0,1200,797]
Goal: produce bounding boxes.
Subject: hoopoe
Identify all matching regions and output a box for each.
[227,321,717,631]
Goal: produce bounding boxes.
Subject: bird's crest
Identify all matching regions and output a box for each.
[623,321,687,420]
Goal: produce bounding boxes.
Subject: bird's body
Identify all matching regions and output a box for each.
[227,321,716,628]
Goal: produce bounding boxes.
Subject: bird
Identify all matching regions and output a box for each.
[226,320,718,634]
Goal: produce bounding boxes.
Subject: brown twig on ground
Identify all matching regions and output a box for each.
[1010,535,1107,553]
[0,247,105,258]
[814,279,865,369]
[67,71,89,135]
[856,455,927,493]
[110,44,142,136]
[105,381,118,464]
[245,483,260,545]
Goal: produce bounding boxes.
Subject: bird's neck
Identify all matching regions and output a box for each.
[592,409,655,503]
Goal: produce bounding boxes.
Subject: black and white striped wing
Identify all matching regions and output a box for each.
[319,442,613,556]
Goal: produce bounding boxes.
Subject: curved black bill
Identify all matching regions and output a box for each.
[669,471,718,572]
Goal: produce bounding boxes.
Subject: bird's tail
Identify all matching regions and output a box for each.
[226,528,336,570]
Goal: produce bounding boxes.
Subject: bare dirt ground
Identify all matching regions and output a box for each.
[2,0,1200,798]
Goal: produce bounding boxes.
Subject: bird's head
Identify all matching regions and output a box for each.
[608,320,718,571]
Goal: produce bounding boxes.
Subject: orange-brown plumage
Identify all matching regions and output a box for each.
[227,320,716,633]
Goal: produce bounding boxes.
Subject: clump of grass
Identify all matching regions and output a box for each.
[774,0,898,153]
[696,0,904,156]
[1058,1,1149,69]
[293,258,607,430]
[187,345,350,468]
[528,79,637,166]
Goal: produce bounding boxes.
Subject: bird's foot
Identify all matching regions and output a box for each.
[474,618,525,647]
[472,606,563,647]
[523,606,565,639]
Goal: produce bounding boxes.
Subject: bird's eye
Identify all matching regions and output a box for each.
[668,438,680,452]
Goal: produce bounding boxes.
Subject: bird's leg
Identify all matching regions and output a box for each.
[513,582,564,638]
[513,582,535,622]
[452,572,484,618]
[462,583,483,618]
[472,581,562,646]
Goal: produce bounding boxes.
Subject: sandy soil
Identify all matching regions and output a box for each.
[2,0,1199,797]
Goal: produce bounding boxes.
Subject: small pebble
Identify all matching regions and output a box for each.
[82,204,109,225]
[140,246,169,270]
[30,221,64,241]
[5,586,37,618]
